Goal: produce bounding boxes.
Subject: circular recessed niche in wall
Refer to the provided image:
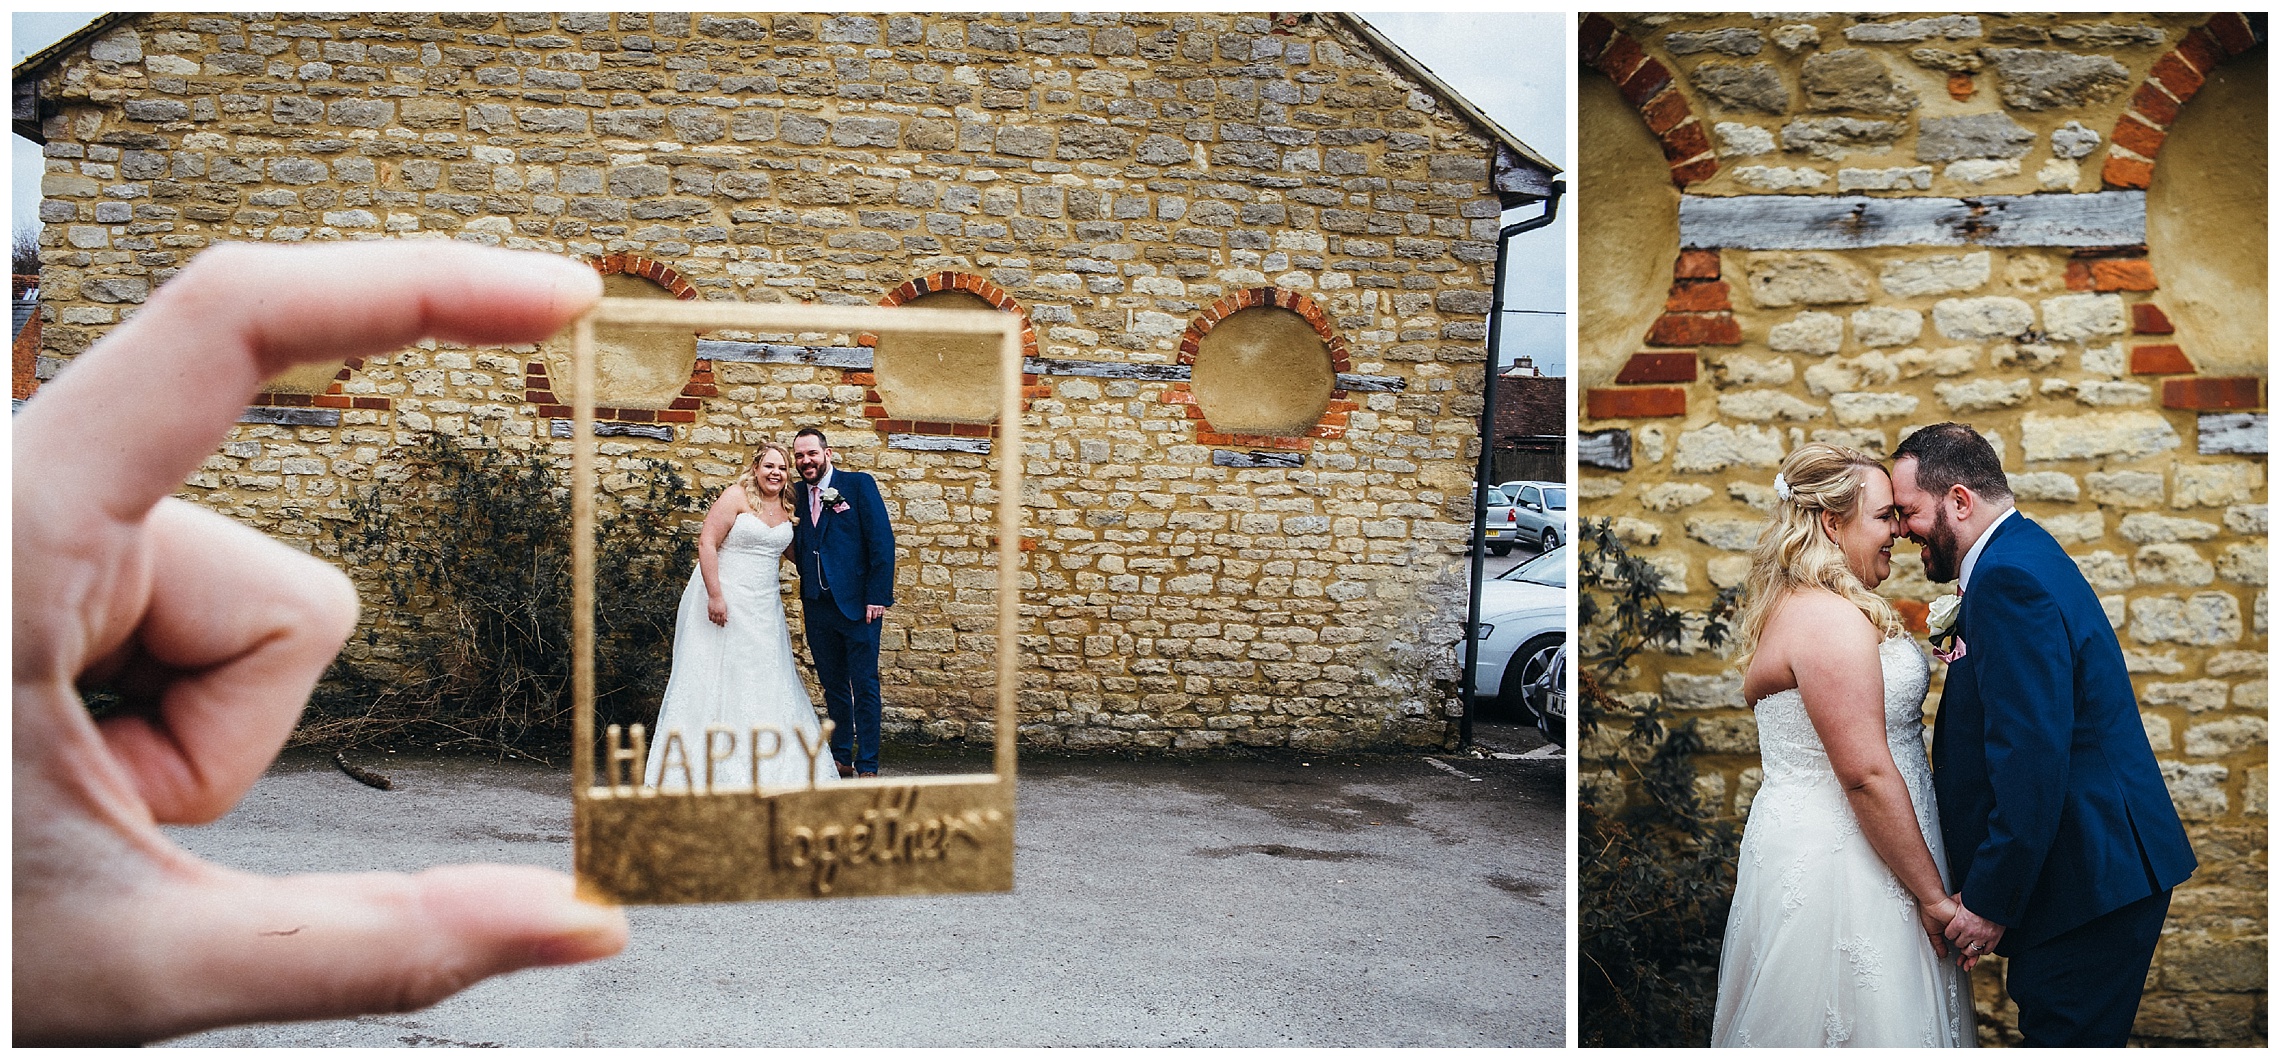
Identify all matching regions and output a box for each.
[1190,306,1334,436]
[2146,45,2265,377]
[539,271,698,410]
[872,289,1007,425]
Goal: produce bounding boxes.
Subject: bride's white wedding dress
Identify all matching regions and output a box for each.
[644,512,837,791]
[1712,635,1973,1047]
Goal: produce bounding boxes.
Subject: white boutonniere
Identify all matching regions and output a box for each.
[1926,592,1960,635]
[1927,591,1965,662]
[819,486,848,513]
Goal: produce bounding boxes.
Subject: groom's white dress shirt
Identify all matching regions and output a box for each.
[1956,506,2017,594]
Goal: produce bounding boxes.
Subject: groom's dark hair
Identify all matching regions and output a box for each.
[795,427,829,449]
[1894,422,2012,502]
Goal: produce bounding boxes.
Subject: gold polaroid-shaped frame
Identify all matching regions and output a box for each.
[567,297,1024,904]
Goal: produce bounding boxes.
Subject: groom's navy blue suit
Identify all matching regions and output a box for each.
[1932,512,2195,1045]
[791,469,894,774]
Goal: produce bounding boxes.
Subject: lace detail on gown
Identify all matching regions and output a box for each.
[1710,636,1974,1048]
[644,513,838,791]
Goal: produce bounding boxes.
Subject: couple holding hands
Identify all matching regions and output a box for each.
[1712,425,2197,1048]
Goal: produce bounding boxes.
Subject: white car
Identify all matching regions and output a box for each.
[1471,544,1567,740]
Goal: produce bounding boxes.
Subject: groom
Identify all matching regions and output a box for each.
[1891,423,2196,1046]
[790,428,896,778]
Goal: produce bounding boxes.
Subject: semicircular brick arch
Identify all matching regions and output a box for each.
[857,271,1041,441]
[1580,13,1719,188]
[2101,14,2262,190]
[522,254,709,431]
[2090,13,2266,413]
[1164,287,1355,450]
[593,253,701,300]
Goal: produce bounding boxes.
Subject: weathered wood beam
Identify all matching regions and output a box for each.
[550,419,673,441]
[1680,191,2146,250]
[2199,413,2268,456]
[696,340,873,369]
[240,406,341,427]
[1023,357,1188,381]
[1212,449,1306,468]
[1578,428,1633,471]
[890,433,991,454]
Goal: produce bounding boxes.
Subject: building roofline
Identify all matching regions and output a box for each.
[13,13,129,143]
[15,12,1565,190]
[1326,12,1560,177]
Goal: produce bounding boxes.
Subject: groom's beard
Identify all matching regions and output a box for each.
[1919,505,1963,583]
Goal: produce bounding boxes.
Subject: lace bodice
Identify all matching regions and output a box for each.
[720,513,793,596]
[1751,635,1934,790]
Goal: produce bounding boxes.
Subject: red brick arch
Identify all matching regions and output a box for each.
[1162,287,1355,450]
[2092,13,2265,412]
[249,355,392,413]
[592,253,700,300]
[2101,13,2262,190]
[1579,13,1719,188]
[855,272,1042,439]
[523,254,710,426]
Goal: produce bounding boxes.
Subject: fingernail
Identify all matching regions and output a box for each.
[530,897,627,965]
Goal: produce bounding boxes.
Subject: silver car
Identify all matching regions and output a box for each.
[1471,544,1566,739]
[1497,480,1569,553]
[1481,485,1522,556]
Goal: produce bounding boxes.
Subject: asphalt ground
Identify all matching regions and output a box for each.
[160,731,1564,1048]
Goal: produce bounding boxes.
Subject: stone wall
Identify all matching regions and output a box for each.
[25,11,1539,752]
[1579,13,2265,1047]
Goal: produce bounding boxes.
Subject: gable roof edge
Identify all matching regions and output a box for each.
[12,13,137,144]
[1325,12,1561,188]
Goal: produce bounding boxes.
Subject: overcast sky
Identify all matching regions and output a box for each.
[12,11,1567,373]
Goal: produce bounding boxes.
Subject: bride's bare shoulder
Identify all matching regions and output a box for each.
[1759,588,1880,654]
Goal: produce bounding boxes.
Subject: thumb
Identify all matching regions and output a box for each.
[140,864,625,1042]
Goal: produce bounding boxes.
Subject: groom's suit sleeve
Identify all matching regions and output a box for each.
[1959,559,2074,927]
[855,473,896,609]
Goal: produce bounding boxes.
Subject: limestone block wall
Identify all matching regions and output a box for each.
[1578,13,2265,1046]
[25,11,1532,752]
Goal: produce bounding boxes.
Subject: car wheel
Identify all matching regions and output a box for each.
[1501,634,1563,724]
[1540,527,1560,552]
[1489,542,1511,556]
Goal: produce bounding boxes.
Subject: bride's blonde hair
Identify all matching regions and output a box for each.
[1735,442,1904,656]
[733,441,793,520]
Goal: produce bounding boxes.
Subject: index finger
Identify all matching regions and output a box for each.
[15,241,601,528]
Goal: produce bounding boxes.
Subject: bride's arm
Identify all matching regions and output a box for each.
[696,489,740,625]
[1786,593,1957,949]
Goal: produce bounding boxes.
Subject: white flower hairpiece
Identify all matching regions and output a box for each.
[1772,473,1793,502]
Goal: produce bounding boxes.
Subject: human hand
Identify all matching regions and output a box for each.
[708,595,730,626]
[1942,894,2006,970]
[1916,894,1958,959]
[13,242,625,1045]
[866,604,887,623]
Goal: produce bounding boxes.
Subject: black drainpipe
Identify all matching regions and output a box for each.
[1461,180,1564,749]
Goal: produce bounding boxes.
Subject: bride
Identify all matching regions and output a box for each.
[1711,443,1972,1047]
[645,442,837,791]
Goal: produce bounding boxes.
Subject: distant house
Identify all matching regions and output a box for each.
[11,275,38,407]
[1491,358,1564,484]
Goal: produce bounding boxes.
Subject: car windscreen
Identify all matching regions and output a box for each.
[1497,545,1567,587]
[1545,487,1566,510]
